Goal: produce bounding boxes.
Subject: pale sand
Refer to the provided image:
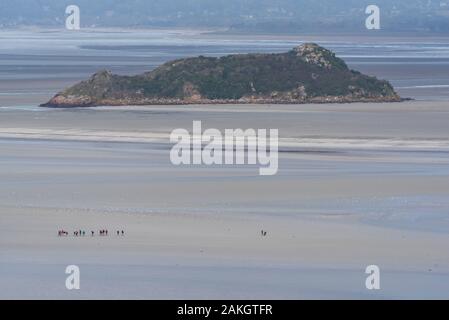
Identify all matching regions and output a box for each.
[1,100,449,299]
[2,206,449,299]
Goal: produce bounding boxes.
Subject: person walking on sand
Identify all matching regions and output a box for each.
[121,230,124,236]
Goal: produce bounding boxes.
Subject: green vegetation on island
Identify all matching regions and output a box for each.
[41,43,401,107]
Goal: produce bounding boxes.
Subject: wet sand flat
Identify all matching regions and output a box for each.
[1,101,449,299]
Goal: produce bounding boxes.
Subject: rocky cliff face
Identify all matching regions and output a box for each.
[41,43,401,107]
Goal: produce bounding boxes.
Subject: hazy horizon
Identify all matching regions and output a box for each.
[1,0,449,33]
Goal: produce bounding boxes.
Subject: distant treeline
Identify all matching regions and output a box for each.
[1,0,448,33]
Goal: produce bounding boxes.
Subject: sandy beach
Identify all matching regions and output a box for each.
[2,205,449,299]
[1,101,449,299]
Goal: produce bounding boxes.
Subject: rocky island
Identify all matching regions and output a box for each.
[41,43,401,107]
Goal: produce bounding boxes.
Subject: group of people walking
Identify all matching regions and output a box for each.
[58,229,125,237]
